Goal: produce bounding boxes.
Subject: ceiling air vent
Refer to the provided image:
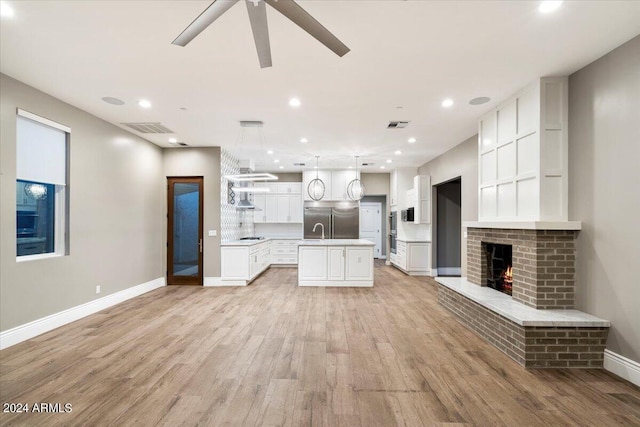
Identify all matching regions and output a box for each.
[293,163,306,166]
[122,122,174,134]
[240,120,264,128]
[177,142,189,147]
[362,162,374,166]
[387,121,410,129]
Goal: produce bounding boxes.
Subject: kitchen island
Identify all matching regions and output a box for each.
[298,239,374,287]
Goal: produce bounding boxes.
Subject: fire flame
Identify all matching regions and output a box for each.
[503,266,513,284]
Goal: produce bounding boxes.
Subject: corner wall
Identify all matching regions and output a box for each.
[568,35,640,362]
[0,73,164,332]
[163,147,222,279]
[418,136,478,276]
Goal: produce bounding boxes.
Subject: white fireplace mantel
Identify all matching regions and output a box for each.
[464,221,582,230]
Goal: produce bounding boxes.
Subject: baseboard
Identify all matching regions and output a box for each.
[0,277,165,350]
[437,267,461,276]
[203,277,223,286]
[604,349,640,387]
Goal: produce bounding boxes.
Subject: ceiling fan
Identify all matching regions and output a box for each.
[172,0,350,68]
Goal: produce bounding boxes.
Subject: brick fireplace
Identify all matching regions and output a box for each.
[467,227,577,309]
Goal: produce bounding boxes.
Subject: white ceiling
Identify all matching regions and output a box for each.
[1,1,639,172]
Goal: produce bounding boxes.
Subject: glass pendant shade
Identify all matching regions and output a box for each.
[307,156,325,201]
[347,179,365,201]
[347,155,365,201]
[308,179,325,201]
[24,182,47,200]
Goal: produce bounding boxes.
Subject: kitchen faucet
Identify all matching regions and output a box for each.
[312,223,325,240]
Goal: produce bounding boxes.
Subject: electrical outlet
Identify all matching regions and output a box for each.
[96,285,101,294]
[208,230,217,237]
[464,231,468,238]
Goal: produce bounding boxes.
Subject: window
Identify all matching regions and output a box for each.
[16,109,69,260]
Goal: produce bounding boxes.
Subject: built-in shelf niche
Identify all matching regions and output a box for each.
[478,77,568,222]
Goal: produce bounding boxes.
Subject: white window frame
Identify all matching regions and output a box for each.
[16,109,70,262]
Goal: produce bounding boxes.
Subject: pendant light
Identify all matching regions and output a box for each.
[307,156,325,201]
[24,183,48,200]
[347,156,365,201]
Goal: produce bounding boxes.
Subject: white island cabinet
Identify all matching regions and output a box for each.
[221,239,271,286]
[298,239,374,287]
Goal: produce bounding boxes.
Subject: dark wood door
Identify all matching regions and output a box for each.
[167,177,203,285]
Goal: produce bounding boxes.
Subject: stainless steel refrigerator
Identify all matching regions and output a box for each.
[303,201,359,239]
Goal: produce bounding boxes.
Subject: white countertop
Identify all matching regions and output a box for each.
[297,239,375,246]
[436,277,610,327]
[221,238,271,247]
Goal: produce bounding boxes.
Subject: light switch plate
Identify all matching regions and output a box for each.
[463,231,468,238]
[208,230,217,237]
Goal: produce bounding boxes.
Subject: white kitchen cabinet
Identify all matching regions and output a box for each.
[330,170,358,201]
[328,247,345,280]
[221,240,271,285]
[265,195,279,222]
[289,194,302,223]
[390,240,431,276]
[253,194,266,223]
[298,241,374,287]
[270,239,298,265]
[253,182,303,223]
[298,247,328,280]
[278,182,301,194]
[345,247,374,281]
[413,175,431,224]
[407,242,430,272]
[390,168,416,209]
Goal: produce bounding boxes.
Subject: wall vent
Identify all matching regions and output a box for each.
[122,122,174,134]
[240,120,264,128]
[387,121,410,129]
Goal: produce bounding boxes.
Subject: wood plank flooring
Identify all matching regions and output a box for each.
[1,262,639,426]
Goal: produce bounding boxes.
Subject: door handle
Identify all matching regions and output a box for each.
[199,238,203,253]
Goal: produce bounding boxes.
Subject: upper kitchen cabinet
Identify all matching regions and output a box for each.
[478,77,568,222]
[413,175,431,224]
[330,170,358,201]
[390,168,417,210]
[252,182,302,223]
[303,170,359,201]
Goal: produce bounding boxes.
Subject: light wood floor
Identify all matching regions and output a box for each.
[1,262,639,426]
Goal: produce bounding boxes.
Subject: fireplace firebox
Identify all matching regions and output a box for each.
[484,243,513,296]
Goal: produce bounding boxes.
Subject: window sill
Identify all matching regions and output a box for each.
[17,253,64,263]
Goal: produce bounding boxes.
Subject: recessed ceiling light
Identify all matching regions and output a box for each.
[289,97,301,108]
[279,166,284,169]
[469,97,491,105]
[138,99,152,109]
[267,150,274,155]
[313,166,318,169]
[102,96,125,106]
[386,159,392,163]
[395,150,402,155]
[274,159,280,163]
[1,2,14,18]
[441,98,454,108]
[380,166,386,169]
[300,137,308,143]
[348,165,353,169]
[168,137,177,143]
[539,1,563,14]
[408,137,416,144]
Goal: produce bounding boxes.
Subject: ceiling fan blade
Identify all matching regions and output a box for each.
[245,0,272,68]
[264,0,350,57]
[172,0,240,47]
